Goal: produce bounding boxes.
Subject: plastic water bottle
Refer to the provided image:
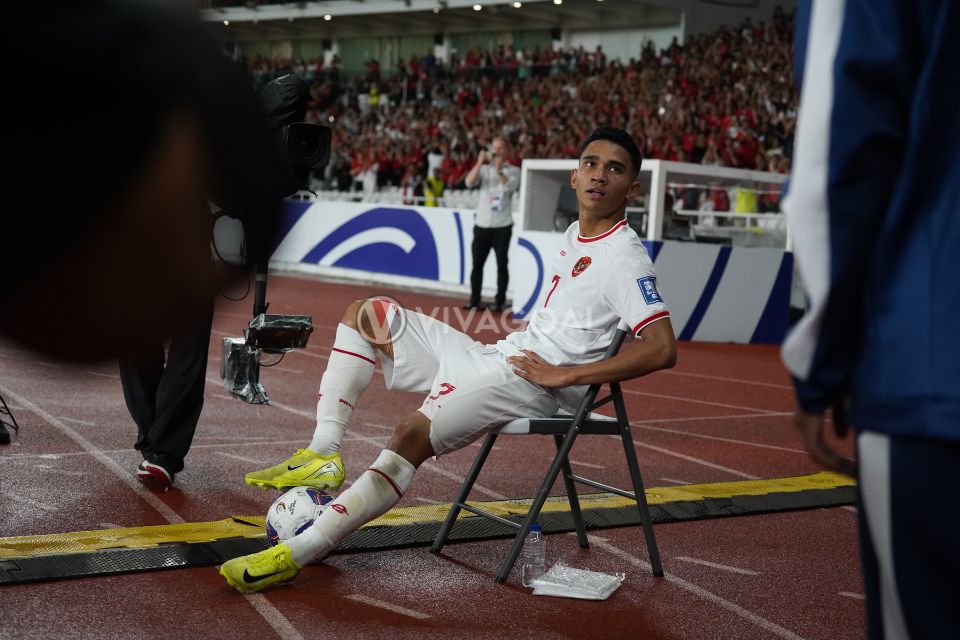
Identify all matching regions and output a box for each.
[521,523,546,587]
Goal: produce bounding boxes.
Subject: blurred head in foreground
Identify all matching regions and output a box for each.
[3,1,283,361]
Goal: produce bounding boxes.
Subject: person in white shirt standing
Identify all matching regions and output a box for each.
[224,126,677,593]
[463,137,521,312]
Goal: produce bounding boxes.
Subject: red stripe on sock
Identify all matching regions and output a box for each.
[368,467,404,498]
[331,348,375,365]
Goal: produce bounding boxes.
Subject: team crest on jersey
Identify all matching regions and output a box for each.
[636,276,663,304]
[571,256,592,277]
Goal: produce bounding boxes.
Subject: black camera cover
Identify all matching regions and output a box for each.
[245,314,313,352]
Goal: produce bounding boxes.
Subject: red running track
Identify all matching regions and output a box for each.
[0,275,861,640]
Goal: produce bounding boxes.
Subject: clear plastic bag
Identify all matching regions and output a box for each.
[529,562,626,600]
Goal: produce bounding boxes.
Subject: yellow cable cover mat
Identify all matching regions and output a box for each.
[0,472,852,559]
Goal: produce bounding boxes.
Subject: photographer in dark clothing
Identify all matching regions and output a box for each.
[121,301,214,488]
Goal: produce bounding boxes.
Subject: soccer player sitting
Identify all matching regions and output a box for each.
[220,127,677,592]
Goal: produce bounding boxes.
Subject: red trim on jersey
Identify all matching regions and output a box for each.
[368,467,404,498]
[577,219,628,243]
[331,348,376,365]
[632,311,670,335]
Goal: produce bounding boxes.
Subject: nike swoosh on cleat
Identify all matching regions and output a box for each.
[243,568,285,584]
[311,461,342,477]
[286,462,311,471]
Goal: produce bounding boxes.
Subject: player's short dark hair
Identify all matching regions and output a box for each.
[576,127,643,178]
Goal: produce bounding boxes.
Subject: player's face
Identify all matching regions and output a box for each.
[571,140,640,218]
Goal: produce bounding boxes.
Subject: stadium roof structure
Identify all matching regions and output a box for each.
[200,0,683,40]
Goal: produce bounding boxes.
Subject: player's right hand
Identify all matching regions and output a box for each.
[792,408,856,478]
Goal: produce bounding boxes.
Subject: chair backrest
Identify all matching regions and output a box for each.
[565,329,628,425]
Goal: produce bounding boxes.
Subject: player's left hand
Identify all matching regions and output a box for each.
[507,350,571,387]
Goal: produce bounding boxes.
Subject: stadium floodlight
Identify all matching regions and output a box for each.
[513,1,521,7]
[473,4,482,10]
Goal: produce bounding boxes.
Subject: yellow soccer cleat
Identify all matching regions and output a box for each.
[220,544,301,593]
[244,449,345,491]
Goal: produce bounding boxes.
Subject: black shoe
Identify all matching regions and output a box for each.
[462,304,487,311]
[137,460,175,491]
[0,422,10,445]
[491,303,505,313]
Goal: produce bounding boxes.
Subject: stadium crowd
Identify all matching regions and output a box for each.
[243,6,795,197]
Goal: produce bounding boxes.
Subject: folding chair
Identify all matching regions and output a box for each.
[430,329,664,583]
[0,390,20,445]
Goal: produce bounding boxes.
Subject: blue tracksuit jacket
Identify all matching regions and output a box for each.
[782,0,960,441]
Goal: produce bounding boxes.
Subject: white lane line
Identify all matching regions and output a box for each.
[1,438,311,461]
[35,464,86,477]
[362,422,395,432]
[640,412,793,424]
[242,593,307,640]
[622,389,781,414]
[216,452,268,464]
[658,478,692,485]
[0,382,305,640]
[194,435,273,442]
[85,371,120,380]
[344,594,431,620]
[57,416,99,426]
[98,522,124,529]
[841,506,858,514]
[623,437,760,480]
[3,493,58,512]
[839,592,865,601]
[675,556,760,576]
[35,361,63,369]
[566,459,606,470]
[631,422,807,454]
[269,398,508,500]
[416,497,443,504]
[419,459,508,500]
[661,370,794,390]
[0,384,184,524]
[209,356,304,376]
[592,536,807,640]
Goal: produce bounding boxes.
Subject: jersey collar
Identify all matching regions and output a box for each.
[577,219,628,243]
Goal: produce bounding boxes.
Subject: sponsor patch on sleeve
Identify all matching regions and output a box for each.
[636,276,663,305]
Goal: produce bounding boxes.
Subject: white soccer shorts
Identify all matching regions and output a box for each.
[380,310,559,456]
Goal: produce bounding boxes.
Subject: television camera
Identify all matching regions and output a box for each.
[220,74,331,404]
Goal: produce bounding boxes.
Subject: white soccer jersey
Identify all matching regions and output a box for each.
[497,219,670,366]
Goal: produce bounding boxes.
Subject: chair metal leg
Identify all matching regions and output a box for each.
[555,434,589,549]
[613,386,663,577]
[0,392,19,432]
[496,427,582,583]
[431,433,498,554]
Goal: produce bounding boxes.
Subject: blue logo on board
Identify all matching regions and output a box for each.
[636,276,663,305]
[301,208,439,280]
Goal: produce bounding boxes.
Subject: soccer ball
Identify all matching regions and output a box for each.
[265,486,333,546]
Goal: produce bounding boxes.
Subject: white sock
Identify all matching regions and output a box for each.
[286,449,416,566]
[308,324,376,455]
